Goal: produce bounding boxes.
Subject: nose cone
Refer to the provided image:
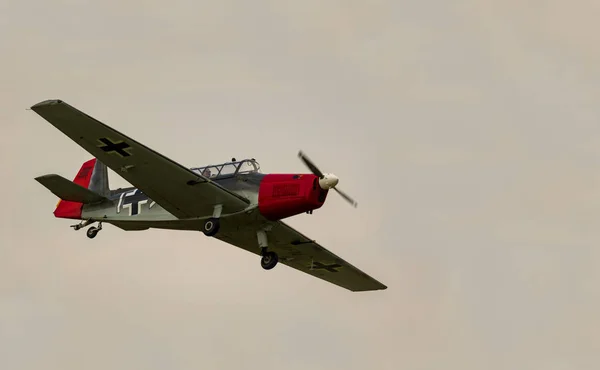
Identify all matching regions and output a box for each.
[318,173,339,189]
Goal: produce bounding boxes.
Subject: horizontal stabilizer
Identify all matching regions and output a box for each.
[35,174,110,204]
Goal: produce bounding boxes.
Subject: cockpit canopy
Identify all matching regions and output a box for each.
[190,159,260,179]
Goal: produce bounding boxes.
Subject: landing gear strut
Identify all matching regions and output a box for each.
[257,228,278,270]
[71,219,93,231]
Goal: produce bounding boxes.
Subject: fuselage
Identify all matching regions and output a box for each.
[50,157,330,234]
[80,168,329,225]
[82,170,266,222]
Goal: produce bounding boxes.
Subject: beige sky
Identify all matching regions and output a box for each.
[2,1,600,369]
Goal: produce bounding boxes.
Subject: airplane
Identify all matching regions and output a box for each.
[30,99,387,292]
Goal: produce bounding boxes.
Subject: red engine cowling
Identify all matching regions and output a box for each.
[258,174,329,220]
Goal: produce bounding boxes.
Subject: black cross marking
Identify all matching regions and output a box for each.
[123,198,141,215]
[311,261,343,273]
[97,138,132,157]
[121,189,148,216]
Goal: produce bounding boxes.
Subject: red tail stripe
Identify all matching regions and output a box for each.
[53,158,97,219]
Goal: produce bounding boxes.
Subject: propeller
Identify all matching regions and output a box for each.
[298,151,358,208]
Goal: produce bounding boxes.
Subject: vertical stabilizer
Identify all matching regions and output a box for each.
[88,159,109,197]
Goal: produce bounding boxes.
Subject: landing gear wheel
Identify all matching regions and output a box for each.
[260,251,279,270]
[86,227,99,239]
[202,217,220,236]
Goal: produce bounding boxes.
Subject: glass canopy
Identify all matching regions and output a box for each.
[190,159,261,179]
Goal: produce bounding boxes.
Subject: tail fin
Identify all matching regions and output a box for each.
[87,159,109,197]
[39,158,110,219]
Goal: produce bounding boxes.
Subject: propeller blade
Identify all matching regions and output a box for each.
[334,187,358,208]
[298,151,324,178]
[297,150,357,208]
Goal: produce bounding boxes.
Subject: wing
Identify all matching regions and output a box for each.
[30,99,250,219]
[216,214,387,292]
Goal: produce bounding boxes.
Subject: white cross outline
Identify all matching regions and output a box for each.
[116,189,156,215]
[120,189,138,215]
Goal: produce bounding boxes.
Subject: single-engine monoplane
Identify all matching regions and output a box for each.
[31,100,386,292]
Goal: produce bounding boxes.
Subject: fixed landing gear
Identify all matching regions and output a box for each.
[257,228,279,270]
[202,204,223,237]
[71,219,103,239]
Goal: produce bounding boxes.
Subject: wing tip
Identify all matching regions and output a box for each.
[34,174,55,183]
[30,99,64,110]
[349,283,388,292]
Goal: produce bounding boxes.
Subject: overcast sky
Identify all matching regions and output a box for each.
[2,1,600,369]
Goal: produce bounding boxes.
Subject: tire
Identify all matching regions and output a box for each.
[86,227,98,239]
[202,218,220,236]
[260,251,279,270]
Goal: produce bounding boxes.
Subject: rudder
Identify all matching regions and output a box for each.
[88,159,109,197]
